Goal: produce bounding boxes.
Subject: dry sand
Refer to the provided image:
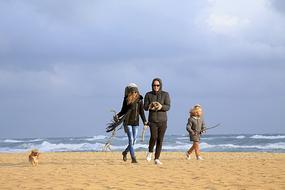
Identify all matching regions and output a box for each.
[0,152,284,190]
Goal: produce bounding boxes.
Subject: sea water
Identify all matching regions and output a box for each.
[0,134,285,153]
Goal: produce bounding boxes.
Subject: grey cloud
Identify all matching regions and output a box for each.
[271,0,285,13]
[0,0,209,63]
[0,0,284,137]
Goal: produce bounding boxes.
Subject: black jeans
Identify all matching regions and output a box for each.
[148,121,167,159]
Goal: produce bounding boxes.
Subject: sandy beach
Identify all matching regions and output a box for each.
[0,152,284,190]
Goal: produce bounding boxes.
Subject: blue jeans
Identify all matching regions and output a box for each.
[124,125,138,159]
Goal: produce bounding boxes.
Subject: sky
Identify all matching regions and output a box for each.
[0,0,284,138]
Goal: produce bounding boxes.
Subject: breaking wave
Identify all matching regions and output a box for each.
[250,135,285,140]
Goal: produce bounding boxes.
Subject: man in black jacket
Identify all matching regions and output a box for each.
[144,78,170,165]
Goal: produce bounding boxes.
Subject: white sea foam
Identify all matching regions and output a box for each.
[201,137,216,140]
[236,135,245,139]
[85,135,107,141]
[134,144,148,149]
[2,138,43,143]
[202,142,285,150]
[28,139,44,142]
[178,136,219,140]
[250,135,285,140]
[19,141,106,152]
[201,136,245,140]
[161,142,285,151]
[3,139,23,143]
[176,137,189,140]
[163,144,190,150]
[175,141,185,145]
[114,137,129,141]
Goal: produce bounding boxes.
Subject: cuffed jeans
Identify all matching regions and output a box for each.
[124,125,138,159]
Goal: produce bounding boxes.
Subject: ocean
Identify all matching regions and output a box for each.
[1,134,285,153]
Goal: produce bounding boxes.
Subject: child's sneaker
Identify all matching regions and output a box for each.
[197,156,204,160]
[185,152,191,160]
[154,159,163,165]
[146,152,152,162]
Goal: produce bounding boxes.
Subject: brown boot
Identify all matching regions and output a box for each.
[131,157,138,163]
[122,151,127,162]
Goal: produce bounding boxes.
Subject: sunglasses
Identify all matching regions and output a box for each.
[153,84,160,87]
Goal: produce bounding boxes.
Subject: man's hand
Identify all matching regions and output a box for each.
[149,102,162,111]
[156,102,162,110]
[149,102,158,110]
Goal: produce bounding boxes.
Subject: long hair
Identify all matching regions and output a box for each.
[126,91,139,105]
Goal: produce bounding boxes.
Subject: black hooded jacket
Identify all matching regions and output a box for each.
[117,95,147,126]
[144,78,171,122]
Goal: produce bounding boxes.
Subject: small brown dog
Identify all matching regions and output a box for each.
[29,149,40,166]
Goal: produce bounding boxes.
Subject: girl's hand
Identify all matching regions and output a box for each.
[143,125,149,130]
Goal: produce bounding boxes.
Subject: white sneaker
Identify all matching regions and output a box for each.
[154,159,163,165]
[185,152,191,160]
[146,152,152,162]
[197,156,204,160]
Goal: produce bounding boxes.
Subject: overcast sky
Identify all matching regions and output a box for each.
[0,0,284,138]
